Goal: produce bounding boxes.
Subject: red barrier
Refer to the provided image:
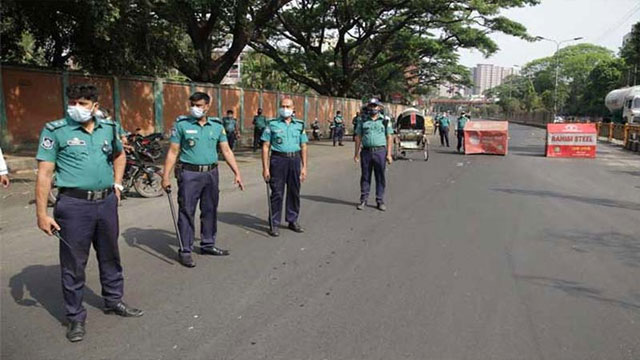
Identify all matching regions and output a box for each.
[546,123,597,158]
[464,121,509,155]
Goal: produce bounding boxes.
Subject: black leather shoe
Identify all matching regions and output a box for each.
[178,252,195,268]
[66,321,85,342]
[288,222,304,233]
[104,302,144,317]
[268,228,280,237]
[201,246,230,256]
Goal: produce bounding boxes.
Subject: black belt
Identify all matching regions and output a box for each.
[180,163,218,172]
[362,146,386,152]
[272,151,300,158]
[59,187,113,201]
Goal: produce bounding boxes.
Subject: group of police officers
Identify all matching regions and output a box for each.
[34,84,400,342]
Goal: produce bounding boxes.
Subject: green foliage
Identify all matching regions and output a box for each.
[239,51,311,93]
[620,21,640,85]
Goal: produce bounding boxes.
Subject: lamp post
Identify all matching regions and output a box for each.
[537,36,583,119]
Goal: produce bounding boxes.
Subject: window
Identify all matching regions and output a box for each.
[633,98,640,109]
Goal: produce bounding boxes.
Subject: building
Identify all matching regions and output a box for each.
[471,64,518,96]
[623,31,632,47]
[437,82,471,98]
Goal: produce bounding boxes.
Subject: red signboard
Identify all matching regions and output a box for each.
[464,121,509,155]
[546,123,597,158]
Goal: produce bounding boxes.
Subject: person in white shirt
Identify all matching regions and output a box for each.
[0,147,9,188]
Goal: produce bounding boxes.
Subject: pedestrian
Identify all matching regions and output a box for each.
[438,112,451,147]
[333,110,345,146]
[162,92,245,267]
[252,108,267,152]
[351,111,361,141]
[456,112,469,153]
[354,98,394,211]
[261,97,308,237]
[222,109,238,150]
[35,84,143,343]
[0,146,9,188]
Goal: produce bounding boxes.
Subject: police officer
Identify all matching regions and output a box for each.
[456,112,469,153]
[332,111,345,146]
[354,98,394,211]
[35,84,143,343]
[252,108,267,152]
[261,97,308,237]
[222,109,238,150]
[438,112,451,147]
[351,111,361,141]
[162,92,245,268]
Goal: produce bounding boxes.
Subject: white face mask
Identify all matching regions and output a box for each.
[279,108,293,118]
[190,106,205,119]
[67,105,94,123]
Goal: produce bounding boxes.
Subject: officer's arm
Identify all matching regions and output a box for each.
[162,143,180,184]
[113,150,125,187]
[261,141,270,173]
[301,143,308,169]
[35,161,58,234]
[219,142,242,178]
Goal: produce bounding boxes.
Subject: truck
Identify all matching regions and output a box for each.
[604,86,640,123]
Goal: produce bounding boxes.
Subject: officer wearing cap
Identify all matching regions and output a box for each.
[437,112,451,147]
[456,112,469,153]
[332,111,345,146]
[162,92,245,268]
[222,109,238,150]
[261,97,308,237]
[35,84,143,343]
[252,108,267,152]
[354,98,394,211]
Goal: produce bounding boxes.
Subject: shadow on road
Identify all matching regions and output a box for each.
[121,227,178,265]
[544,230,640,268]
[300,194,355,207]
[8,264,103,325]
[492,188,640,211]
[218,211,270,236]
[515,275,640,312]
[508,145,545,157]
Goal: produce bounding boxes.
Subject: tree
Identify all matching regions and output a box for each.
[620,21,640,86]
[239,51,311,93]
[251,0,538,97]
[581,58,626,116]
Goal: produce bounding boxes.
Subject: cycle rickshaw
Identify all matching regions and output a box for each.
[392,108,432,161]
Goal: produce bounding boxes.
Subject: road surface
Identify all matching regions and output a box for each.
[1,123,639,359]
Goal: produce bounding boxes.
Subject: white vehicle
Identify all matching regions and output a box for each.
[604,86,640,123]
[553,116,565,123]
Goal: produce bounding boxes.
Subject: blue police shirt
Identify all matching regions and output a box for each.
[261,117,308,153]
[170,116,228,165]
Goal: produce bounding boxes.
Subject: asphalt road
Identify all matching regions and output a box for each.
[1,123,639,360]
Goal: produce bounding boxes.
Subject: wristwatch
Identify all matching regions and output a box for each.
[114,183,124,192]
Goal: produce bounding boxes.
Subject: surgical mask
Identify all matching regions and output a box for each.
[279,108,293,118]
[368,108,380,116]
[190,106,205,118]
[67,105,94,123]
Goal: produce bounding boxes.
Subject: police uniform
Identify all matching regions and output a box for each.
[170,115,227,254]
[332,115,345,146]
[36,116,124,323]
[352,115,361,141]
[222,116,237,150]
[261,117,308,227]
[456,115,469,152]
[438,115,451,147]
[253,114,268,151]
[356,115,394,205]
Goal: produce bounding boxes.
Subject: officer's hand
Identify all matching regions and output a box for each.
[37,215,60,236]
[0,175,9,188]
[300,167,307,182]
[386,154,393,165]
[162,177,171,190]
[115,188,122,204]
[234,175,245,191]
[354,155,360,164]
[263,169,270,182]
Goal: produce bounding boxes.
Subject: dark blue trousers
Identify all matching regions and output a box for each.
[177,168,219,253]
[439,126,450,146]
[269,155,301,226]
[228,131,237,150]
[54,192,123,322]
[360,148,387,204]
[333,127,344,145]
[457,130,464,151]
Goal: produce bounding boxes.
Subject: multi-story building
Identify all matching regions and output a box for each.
[470,64,518,96]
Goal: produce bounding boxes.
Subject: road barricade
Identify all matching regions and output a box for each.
[546,123,597,158]
[464,121,509,155]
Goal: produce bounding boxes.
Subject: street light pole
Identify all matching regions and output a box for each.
[538,36,583,119]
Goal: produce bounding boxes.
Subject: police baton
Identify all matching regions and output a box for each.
[265,180,273,233]
[52,228,74,250]
[165,186,184,253]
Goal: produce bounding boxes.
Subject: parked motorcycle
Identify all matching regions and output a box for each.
[123,133,164,198]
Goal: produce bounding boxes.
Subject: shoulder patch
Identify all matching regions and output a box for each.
[99,118,115,126]
[208,117,223,124]
[45,118,68,131]
[177,115,190,122]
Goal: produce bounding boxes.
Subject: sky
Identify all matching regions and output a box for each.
[458,0,640,69]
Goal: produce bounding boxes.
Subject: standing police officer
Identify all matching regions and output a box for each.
[456,112,469,153]
[252,108,267,152]
[438,112,451,147]
[261,97,308,237]
[332,110,345,146]
[35,84,143,343]
[351,111,361,142]
[162,92,245,268]
[222,109,238,150]
[354,98,394,211]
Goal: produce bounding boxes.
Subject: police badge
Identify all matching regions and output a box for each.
[276,138,283,144]
[187,138,196,147]
[41,136,54,149]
